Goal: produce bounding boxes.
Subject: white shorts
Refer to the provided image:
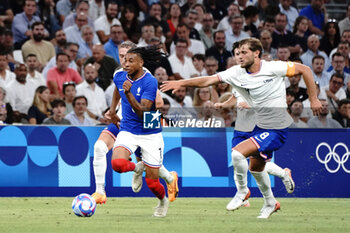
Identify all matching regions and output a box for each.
[114,131,164,168]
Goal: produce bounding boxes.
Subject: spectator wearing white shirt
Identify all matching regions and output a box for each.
[225,15,249,52]
[278,0,299,32]
[217,3,240,32]
[62,0,94,29]
[64,12,100,45]
[6,63,36,122]
[326,52,350,87]
[170,23,205,57]
[312,55,329,87]
[76,63,107,120]
[320,73,347,114]
[25,54,46,88]
[88,0,105,21]
[339,4,350,35]
[77,25,96,59]
[65,95,95,126]
[0,52,15,88]
[300,34,330,70]
[168,38,198,80]
[94,1,121,44]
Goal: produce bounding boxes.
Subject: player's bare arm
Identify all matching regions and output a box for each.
[123,80,153,119]
[160,75,221,93]
[155,90,164,109]
[107,87,121,125]
[292,62,322,115]
[214,94,237,110]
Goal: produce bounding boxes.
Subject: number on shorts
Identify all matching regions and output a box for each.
[259,132,269,140]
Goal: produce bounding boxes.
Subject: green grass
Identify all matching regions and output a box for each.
[0,198,349,233]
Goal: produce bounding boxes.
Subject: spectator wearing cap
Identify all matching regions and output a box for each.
[43,99,71,125]
[47,53,82,98]
[94,1,121,44]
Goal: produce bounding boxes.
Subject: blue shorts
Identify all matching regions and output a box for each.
[103,123,142,158]
[103,123,120,139]
[231,130,251,148]
[249,126,288,161]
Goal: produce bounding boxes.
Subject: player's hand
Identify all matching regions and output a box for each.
[123,80,132,94]
[310,98,322,116]
[160,80,182,94]
[214,102,224,110]
[237,101,250,109]
[104,110,112,119]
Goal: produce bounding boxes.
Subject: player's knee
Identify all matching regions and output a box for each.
[231,149,246,164]
[111,158,129,173]
[94,140,108,156]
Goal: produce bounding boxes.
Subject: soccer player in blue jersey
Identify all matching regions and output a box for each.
[92,42,178,207]
[108,46,170,217]
[161,38,322,218]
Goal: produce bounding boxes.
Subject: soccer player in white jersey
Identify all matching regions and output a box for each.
[161,38,322,218]
[214,47,295,210]
[92,42,178,206]
[215,91,295,210]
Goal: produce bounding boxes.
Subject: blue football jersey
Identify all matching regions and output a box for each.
[113,70,161,134]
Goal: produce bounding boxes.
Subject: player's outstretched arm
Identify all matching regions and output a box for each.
[214,94,237,110]
[294,63,322,115]
[160,75,220,93]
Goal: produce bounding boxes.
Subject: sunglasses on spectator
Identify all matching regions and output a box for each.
[331,80,343,86]
[63,81,76,87]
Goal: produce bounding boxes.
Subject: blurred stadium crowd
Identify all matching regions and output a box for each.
[0,0,349,128]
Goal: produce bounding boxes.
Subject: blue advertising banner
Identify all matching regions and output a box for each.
[0,126,349,197]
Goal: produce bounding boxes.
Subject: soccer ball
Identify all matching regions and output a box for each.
[72,193,96,217]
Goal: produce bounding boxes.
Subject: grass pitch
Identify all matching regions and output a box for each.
[0,197,348,233]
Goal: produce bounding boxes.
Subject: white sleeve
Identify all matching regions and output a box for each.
[217,66,239,86]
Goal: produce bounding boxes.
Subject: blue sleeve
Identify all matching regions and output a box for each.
[141,76,158,102]
[112,70,124,88]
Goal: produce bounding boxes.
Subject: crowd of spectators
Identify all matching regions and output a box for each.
[0,0,349,128]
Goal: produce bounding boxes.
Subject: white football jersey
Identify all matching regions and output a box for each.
[218,60,294,129]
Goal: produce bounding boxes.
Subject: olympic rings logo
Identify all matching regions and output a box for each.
[315,142,350,173]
